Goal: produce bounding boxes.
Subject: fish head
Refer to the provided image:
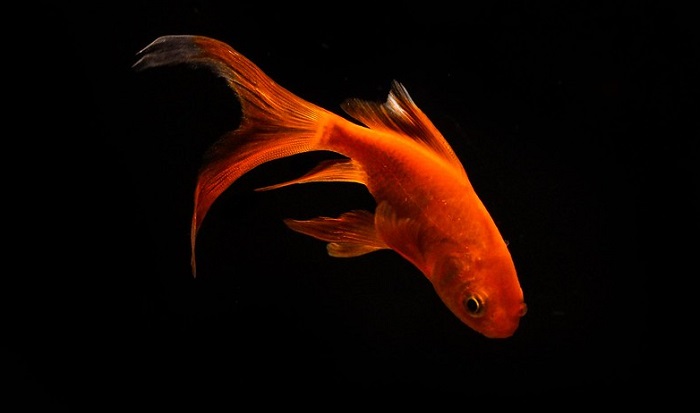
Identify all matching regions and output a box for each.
[432,251,527,338]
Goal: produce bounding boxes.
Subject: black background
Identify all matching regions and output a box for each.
[5,1,694,406]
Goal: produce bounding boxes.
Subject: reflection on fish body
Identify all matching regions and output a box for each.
[133,35,527,338]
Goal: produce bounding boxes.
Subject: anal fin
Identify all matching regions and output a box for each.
[256,159,367,191]
[284,210,389,257]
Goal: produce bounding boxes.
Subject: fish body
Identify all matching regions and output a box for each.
[134,35,527,338]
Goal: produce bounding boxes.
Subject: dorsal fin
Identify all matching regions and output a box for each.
[341,81,466,176]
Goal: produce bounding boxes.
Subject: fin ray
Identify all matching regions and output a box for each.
[256,159,368,191]
[373,201,428,269]
[284,210,389,257]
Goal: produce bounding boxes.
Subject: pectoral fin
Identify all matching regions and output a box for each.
[373,201,427,270]
[284,210,389,257]
[256,159,367,191]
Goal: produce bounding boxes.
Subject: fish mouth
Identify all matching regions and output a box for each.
[518,302,528,317]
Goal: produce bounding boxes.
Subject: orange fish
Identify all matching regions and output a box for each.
[134,35,527,338]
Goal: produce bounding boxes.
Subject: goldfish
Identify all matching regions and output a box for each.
[133,35,527,338]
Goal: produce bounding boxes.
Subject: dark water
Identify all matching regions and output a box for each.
[7,1,690,406]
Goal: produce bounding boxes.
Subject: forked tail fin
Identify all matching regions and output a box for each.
[134,35,330,276]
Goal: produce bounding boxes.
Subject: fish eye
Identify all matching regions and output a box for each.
[464,294,485,317]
